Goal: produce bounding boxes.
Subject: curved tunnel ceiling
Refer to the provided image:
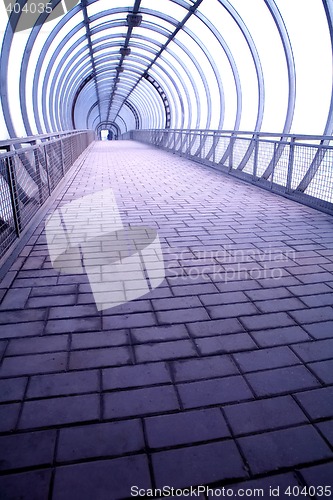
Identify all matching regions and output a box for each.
[0,0,332,139]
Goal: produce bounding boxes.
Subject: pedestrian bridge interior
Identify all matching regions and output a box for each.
[0,1,333,498]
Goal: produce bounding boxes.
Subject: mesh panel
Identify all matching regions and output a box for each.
[215,136,229,164]
[180,133,187,154]
[232,137,253,171]
[0,155,17,258]
[301,146,333,204]
[46,141,64,191]
[270,142,290,187]
[62,137,74,172]
[0,132,94,261]
[129,130,333,214]
[201,134,213,160]
[174,132,183,153]
[34,146,50,203]
[14,149,40,228]
[189,134,200,156]
[165,132,173,149]
[291,144,317,190]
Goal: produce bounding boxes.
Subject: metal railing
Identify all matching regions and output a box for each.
[0,130,95,261]
[121,129,333,215]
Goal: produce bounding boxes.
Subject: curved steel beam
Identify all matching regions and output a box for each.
[110,0,205,125]
[144,73,170,128]
[261,0,296,179]
[55,42,184,131]
[71,73,94,128]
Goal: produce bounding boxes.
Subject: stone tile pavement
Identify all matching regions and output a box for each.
[0,140,333,499]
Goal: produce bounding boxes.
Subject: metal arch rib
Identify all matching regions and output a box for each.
[71,73,94,128]
[53,51,119,131]
[296,0,333,192]
[45,33,126,132]
[110,0,205,127]
[168,34,212,129]
[124,101,140,129]
[60,42,186,130]
[73,61,167,129]
[144,74,170,129]
[28,4,83,133]
[105,0,142,124]
[112,15,212,130]
[129,78,165,128]
[80,0,102,125]
[194,11,240,133]
[261,0,296,180]
[182,21,226,131]
[20,8,127,135]
[0,0,37,137]
[218,0,265,136]
[191,11,241,163]
[19,1,82,135]
[214,0,265,171]
[19,2,216,134]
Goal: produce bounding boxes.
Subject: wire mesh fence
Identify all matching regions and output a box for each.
[0,130,95,261]
[122,129,333,215]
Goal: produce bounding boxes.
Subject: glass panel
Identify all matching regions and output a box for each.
[0,0,332,138]
[199,0,258,131]
[87,0,133,17]
[276,0,332,134]
[91,27,127,41]
[230,0,289,132]
[132,26,169,45]
[141,13,176,31]
[140,0,188,21]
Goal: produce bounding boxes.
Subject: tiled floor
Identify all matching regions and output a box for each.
[0,141,333,499]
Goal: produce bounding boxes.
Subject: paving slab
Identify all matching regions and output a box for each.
[1,141,333,497]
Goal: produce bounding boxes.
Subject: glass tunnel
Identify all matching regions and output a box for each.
[0,0,332,140]
[1,0,333,260]
[1,3,333,496]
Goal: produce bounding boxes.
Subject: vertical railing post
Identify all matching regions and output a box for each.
[34,148,44,205]
[6,154,22,236]
[70,138,74,166]
[60,139,65,177]
[228,134,234,172]
[213,131,217,164]
[252,133,259,180]
[270,142,277,190]
[286,137,296,194]
[44,145,51,196]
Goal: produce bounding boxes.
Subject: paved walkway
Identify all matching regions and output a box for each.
[0,141,333,499]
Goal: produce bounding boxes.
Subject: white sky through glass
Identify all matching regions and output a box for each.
[0,0,332,139]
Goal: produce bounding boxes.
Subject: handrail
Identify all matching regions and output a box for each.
[0,130,93,151]
[0,130,95,262]
[121,129,333,216]
[136,129,333,142]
